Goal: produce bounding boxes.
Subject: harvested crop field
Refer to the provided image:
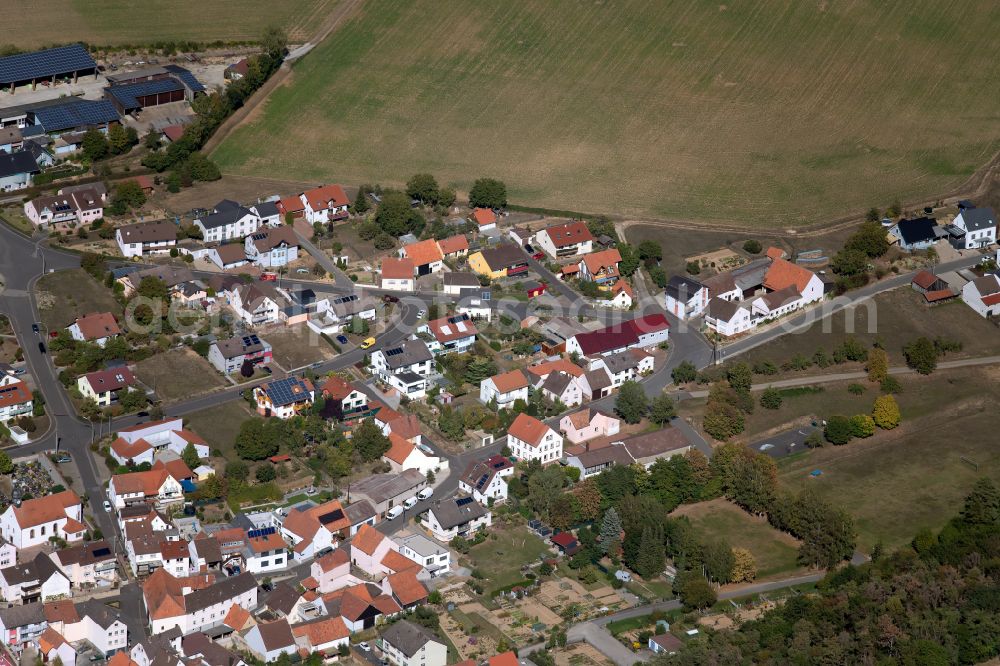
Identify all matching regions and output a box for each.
[214,0,1000,227]
[7,0,336,48]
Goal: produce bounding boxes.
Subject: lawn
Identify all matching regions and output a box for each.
[35,269,122,331]
[214,0,1000,227]
[776,366,1000,551]
[265,325,335,370]
[6,0,336,47]
[133,348,225,403]
[182,400,258,461]
[465,527,550,593]
[672,499,801,579]
[735,288,1000,377]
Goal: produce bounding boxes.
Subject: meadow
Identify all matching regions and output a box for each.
[5,0,336,47]
[213,0,1000,226]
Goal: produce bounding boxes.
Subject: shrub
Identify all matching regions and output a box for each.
[760,387,783,410]
[872,394,901,429]
[752,360,778,375]
[824,415,853,445]
[685,261,701,275]
[903,337,938,374]
[847,383,866,395]
[743,239,763,254]
[880,376,903,394]
[849,414,876,438]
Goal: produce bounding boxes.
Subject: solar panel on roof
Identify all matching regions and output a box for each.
[456,497,474,507]
[248,526,276,539]
[318,509,345,525]
[386,348,403,357]
[107,78,184,109]
[0,44,96,85]
[164,64,205,92]
[92,547,111,557]
[475,474,489,489]
[32,98,120,133]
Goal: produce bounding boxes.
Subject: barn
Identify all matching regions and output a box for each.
[0,44,97,93]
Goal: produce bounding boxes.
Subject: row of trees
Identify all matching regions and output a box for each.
[829,220,891,292]
[823,394,900,444]
[81,125,139,162]
[654,479,1000,664]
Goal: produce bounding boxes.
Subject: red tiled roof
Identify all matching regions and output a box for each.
[425,314,478,343]
[320,375,358,401]
[111,468,173,497]
[278,196,304,215]
[381,549,421,574]
[437,235,469,255]
[381,258,415,280]
[765,247,786,261]
[473,208,497,226]
[12,490,80,529]
[526,358,584,379]
[923,289,955,303]
[152,458,194,481]
[490,369,529,393]
[581,249,621,274]
[508,413,551,447]
[490,652,520,666]
[0,377,32,409]
[402,239,443,266]
[551,532,577,547]
[763,258,816,293]
[72,312,121,340]
[302,184,349,211]
[911,270,938,290]
[161,125,185,142]
[383,433,415,465]
[542,221,593,248]
[81,367,135,393]
[292,615,349,646]
[315,548,349,573]
[386,569,427,606]
[351,524,386,556]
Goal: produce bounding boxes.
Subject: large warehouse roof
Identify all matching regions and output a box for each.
[0,44,96,85]
[33,98,120,133]
[106,78,184,110]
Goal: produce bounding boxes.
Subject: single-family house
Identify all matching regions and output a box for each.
[0,490,85,549]
[0,601,46,651]
[383,434,441,476]
[229,283,284,327]
[142,568,257,635]
[111,418,209,464]
[664,276,709,320]
[370,339,433,399]
[253,376,314,419]
[468,244,529,279]
[458,455,513,505]
[596,280,634,309]
[648,633,683,655]
[950,207,997,249]
[38,627,76,665]
[0,552,70,604]
[67,312,121,347]
[107,468,182,510]
[507,413,563,464]
[0,374,33,423]
[962,273,1000,317]
[24,185,105,231]
[400,239,444,275]
[115,221,177,258]
[421,497,491,543]
[890,217,940,251]
[281,499,351,560]
[538,371,583,407]
[471,208,497,232]
[418,313,478,355]
[245,227,299,267]
[76,367,136,407]
[535,221,594,258]
[380,258,416,291]
[479,369,529,409]
[250,201,282,228]
[578,248,622,284]
[0,150,40,192]
[291,615,350,655]
[393,532,451,575]
[193,200,261,242]
[207,334,272,375]
[50,540,118,589]
[378,620,447,666]
[63,599,129,657]
[559,409,620,444]
[442,272,481,295]
[705,297,754,337]
[437,235,469,258]
[319,375,369,421]
[301,184,349,225]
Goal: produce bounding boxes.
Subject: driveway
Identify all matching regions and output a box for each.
[753,426,818,458]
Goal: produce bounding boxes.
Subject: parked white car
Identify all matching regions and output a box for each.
[417,488,433,500]
[403,496,418,509]
[387,506,404,519]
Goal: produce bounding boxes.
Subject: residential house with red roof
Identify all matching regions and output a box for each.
[108,468,183,510]
[962,273,1000,317]
[67,312,121,347]
[399,239,443,275]
[458,455,514,504]
[417,313,478,355]
[507,413,563,464]
[0,489,84,549]
[300,184,349,225]
[280,499,351,561]
[559,408,620,445]
[77,367,136,407]
[319,375,369,421]
[276,195,305,220]
[436,234,469,258]
[291,614,350,655]
[471,207,497,231]
[142,568,258,634]
[309,549,351,594]
[380,258,415,292]
[111,417,209,465]
[578,248,622,284]
[536,221,594,258]
[596,280,634,309]
[0,373,33,423]
[565,314,670,357]
[382,433,442,477]
[478,369,529,409]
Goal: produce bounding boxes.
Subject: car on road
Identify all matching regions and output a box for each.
[357,643,371,652]
[103,500,112,511]
[305,486,317,495]
[417,309,426,318]
[260,272,278,282]
[31,323,39,334]
[137,411,149,417]
[296,268,309,274]
[55,455,71,463]
[37,342,46,354]
[12,368,26,376]
[403,496,418,509]
[382,294,399,303]
[336,335,349,344]
[417,488,433,500]
[759,443,774,451]
[386,506,403,520]
[360,337,376,349]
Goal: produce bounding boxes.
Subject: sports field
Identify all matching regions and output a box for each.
[7,0,336,47]
[213,0,1000,226]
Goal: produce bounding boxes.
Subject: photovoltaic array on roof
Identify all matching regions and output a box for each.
[0,44,96,85]
[92,547,111,557]
[32,99,120,133]
[386,348,404,357]
[107,78,184,109]
[455,497,473,507]
[318,509,345,525]
[164,64,205,92]
[248,526,276,539]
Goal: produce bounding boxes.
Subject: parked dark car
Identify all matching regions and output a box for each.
[262,366,273,375]
[336,335,349,344]
[31,323,39,334]
[38,342,46,354]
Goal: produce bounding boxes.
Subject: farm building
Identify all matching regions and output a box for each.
[0,44,97,92]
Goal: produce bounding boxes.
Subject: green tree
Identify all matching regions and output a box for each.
[528,465,566,518]
[677,573,716,610]
[437,187,456,208]
[81,129,109,161]
[118,387,147,413]
[181,442,201,469]
[107,124,137,155]
[649,394,676,425]
[671,360,697,384]
[463,356,497,384]
[438,406,465,441]
[730,547,756,583]
[0,451,12,475]
[261,25,288,58]
[225,460,249,483]
[866,347,889,383]
[376,190,423,237]
[743,239,762,254]
[234,420,280,460]
[903,337,938,375]
[468,178,507,209]
[702,539,735,584]
[617,243,640,277]
[634,525,666,578]
[703,400,744,441]
[353,419,391,461]
[599,507,622,555]
[824,415,854,445]
[614,380,648,424]
[849,414,876,438]
[960,478,1000,526]
[847,221,891,258]
[831,248,868,276]
[111,180,146,213]
[760,387,783,409]
[727,362,753,395]
[256,464,276,482]
[637,240,663,262]
[406,173,439,203]
[872,394,901,429]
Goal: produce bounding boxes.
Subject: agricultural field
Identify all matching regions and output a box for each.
[6,0,336,48]
[35,269,122,331]
[671,499,801,579]
[214,0,1000,226]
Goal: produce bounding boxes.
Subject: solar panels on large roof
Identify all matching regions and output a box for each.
[106,78,184,110]
[164,64,205,92]
[0,44,96,85]
[318,509,345,525]
[32,98,120,133]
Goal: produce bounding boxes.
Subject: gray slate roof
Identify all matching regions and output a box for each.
[0,150,39,178]
[380,619,442,657]
[0,600,44,627]
[185,571,256,613]
[664,275,705,301]
[428,496,488,529]
[381,339,432,370]
[960,207,997,232]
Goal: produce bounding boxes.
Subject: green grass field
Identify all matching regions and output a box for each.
[214,0,1000,226]
[465,527,549,591]
[35,269,122,330]
[183,401,258,460]
[672,499,801,579]
[6,0,336,47]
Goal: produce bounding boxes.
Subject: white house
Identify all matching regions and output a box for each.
[111,418,210,464]
[538,371,583,407]
[0,490,85,549]
[951,207,997,249]
[62,600,129,657]
[751,285,806,320]
[280,499,351,561]
[399,239,444,275]
[590,349,655,388]
[77,367,136,407]
[535,221,594,258]
[115,221,177,258]
[291,615,350,655]
[962,273,1000,317]
[24,185,105,231]
[442,272,481,295]
[393,532,451,575]
[193,200,261,242]
[378,620,447,666]
[229,283,284,328]
[380,257,415,291]
[38,627,77,666]
[107,469,182,510]
[245,227,300,268]
[300,184,349,225]
[507,413,563,464]
[595,280,634,309]
[245,529,289,575]
[458,455,513,505]
[705,297,755,337]
[0,552,70,603]
[67,311,121,347]
[0,374,33,423]
[253,376,314,419]
[420,497,491,543]
[418,313,478,355]
[50,539,119,589]
[370,340,433,400]
[383,434,442,477]
[664,276,709,320]
[478,370,529,409]
[142,569,258,635]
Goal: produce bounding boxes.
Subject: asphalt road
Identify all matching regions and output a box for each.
[753,426,819,459]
